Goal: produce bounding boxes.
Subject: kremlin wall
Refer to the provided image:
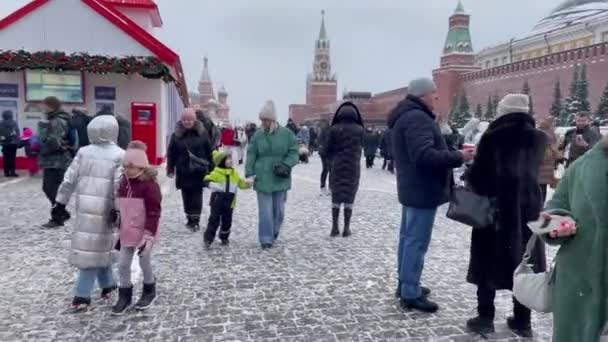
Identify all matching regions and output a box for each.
[290,0,608,125]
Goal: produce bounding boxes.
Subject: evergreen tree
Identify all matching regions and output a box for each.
[564,64,582,124]
[451,89,471,128]
[475,103,483,118]
[484,95,494,121]
[522,80,535,116]
[596,81,608,121]
[576,63,591,112]
[550,79,564,125]
[492,93,500,115]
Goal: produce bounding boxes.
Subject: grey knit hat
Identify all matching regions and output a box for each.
[496,94,530,117]
[408,78,437,97]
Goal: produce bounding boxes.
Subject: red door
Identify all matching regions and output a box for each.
[131,102,157,165]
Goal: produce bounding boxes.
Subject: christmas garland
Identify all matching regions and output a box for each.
[0,50,175,83]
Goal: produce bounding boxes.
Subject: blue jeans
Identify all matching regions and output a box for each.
[73,267,115,298]
[257,191,287,245]
[398,206,437,300]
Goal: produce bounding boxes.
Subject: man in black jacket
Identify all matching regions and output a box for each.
[96,105,131,150]
[387,78,476,313]
[559,111,601,167]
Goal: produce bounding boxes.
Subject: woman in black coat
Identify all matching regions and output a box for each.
[167,109,213,231]
[465,94,547,337]
[322,102,364,238]
[363,127,380,168]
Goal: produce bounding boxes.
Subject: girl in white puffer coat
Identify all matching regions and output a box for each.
[52,115,124,312]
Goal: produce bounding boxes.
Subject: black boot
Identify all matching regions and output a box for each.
[186,216,200,232]
[41,219,64,229]
[112,287,133,315]
[135,283,157,310]
[507,316,532,338]
[395,282,431,298]
[330,208,340,237]
[343,208,352,237]
[100,285,117,300]
[466,316,495,334]
[70,297,91,313]
[400,296,439,313]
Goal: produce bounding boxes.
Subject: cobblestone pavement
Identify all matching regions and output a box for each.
[0,156,554,341]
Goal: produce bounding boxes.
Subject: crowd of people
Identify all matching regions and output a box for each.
[3,77,608,340]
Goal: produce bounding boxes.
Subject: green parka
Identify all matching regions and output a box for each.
[545,138,608,342]
[245,125,298,193]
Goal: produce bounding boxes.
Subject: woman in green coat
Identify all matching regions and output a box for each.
[544,136,608,342]
[245,100,299,250]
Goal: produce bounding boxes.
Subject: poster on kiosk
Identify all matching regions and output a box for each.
[131,102,157,165]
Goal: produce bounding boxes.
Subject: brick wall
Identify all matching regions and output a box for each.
[462,43,608,118]
[308,82,338,107]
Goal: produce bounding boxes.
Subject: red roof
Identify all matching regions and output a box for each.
[101,0,162,27]
[103,0,157,8]
[0,0,187,105]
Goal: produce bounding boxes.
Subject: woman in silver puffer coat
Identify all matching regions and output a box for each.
[53,115,125,311]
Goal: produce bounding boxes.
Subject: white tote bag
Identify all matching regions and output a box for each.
[513,235,555,313]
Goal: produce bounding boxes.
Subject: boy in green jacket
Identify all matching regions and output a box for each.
[203,150,252,248]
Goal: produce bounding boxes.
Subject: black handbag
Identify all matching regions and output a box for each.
[273,163,291,179]
[187,149,209,175]
[446,186,496,228]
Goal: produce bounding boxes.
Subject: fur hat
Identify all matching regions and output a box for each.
[497,94,530,117]
[123,140,149,168]
[212,149,231,167]
[259,100,277,121]
[408,78,436,97]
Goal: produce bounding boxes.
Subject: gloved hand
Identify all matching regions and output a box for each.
[108,210,119,226]
[51,203,69,222]
[137,234,154,257]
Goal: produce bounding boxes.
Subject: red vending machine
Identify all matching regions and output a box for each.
[131,102,158,165]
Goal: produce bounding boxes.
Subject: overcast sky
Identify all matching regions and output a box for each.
[2,0,559,121]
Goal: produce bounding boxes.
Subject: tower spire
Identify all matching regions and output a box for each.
[442,0,473,56]
[198,56,215,102]
[201,56,211,82]
[319,10,327,40]
[454,0,465,14]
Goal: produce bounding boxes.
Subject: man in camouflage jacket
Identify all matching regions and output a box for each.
[38,97,73,228]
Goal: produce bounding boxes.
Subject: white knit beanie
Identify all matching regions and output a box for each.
[259,100,277,121]
[496,94,530,117]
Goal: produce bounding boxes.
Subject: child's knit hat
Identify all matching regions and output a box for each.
[123,140,149,168]
[213,149,231,167]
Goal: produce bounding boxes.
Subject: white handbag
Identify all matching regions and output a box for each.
[513,234,555,313]
[513,209,574,313]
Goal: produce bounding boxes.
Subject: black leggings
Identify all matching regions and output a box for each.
[365,156,375,168]
[43,168,66,205]
[181,187,203,219]
[320,157,330,189]
[2,145,17,176]
[477,285,530,322]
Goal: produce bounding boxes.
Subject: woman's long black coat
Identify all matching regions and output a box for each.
[167,121,213,190]
[466,112,548,290]
[323,102,365,205]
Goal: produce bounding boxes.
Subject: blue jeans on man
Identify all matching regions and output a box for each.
[257,191,287,246]
[398,206,437,299]
[74,267,115,298]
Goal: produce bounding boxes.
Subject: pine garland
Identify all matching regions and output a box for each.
[0,50,175,83]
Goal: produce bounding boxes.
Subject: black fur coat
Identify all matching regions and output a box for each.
[466,112,548,290]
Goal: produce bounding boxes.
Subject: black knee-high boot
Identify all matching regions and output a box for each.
[331,207,340,237]
[343,208,352,237]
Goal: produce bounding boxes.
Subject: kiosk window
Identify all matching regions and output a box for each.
[138,110,152,121]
